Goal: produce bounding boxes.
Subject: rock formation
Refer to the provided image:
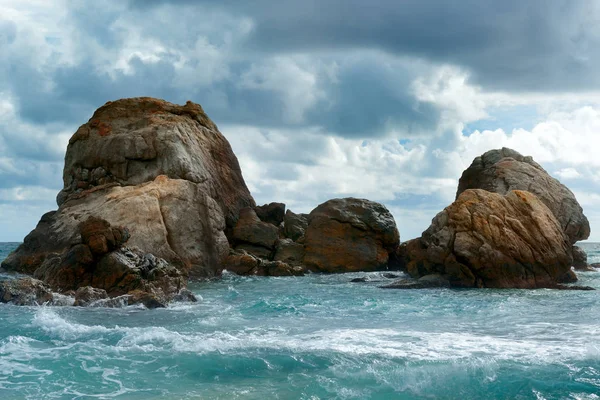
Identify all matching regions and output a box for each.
[456,148,589,244]
[3,98,254,280]
[572,245,593,271]
[403,189,574,288]
[303,198,400,273]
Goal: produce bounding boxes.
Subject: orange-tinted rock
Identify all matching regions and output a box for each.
[405,189,573,288]
[457,148,590,244]
[232,208,279,257]
[303,198,400,273]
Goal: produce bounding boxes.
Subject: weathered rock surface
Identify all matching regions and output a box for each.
[457,148,590,244]
[3,98,253,278]
[283,210,308,242]
[274,239,305,266]
[303,198,400,273]
[405,189,573,288]
[254,202,285,226]
[572,246,594,271]
[0,277,54,305]
[231,208,279,258]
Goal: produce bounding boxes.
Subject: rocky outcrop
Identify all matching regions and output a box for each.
[274,239,304,266]
[284,210,308,242]
[231,208,279,259]
[0,277,54,305]
[28,216,194,306]
[405,189,574,288]
[303,198,400,273]
[220,250,305,276]
[254,202,286,226]
[572,246,593,271]
[457,148,589,244]
[2,98,254,279]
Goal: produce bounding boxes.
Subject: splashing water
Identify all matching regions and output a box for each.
[1,242,600,399]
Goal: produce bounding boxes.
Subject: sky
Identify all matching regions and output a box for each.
[1,0,600,242]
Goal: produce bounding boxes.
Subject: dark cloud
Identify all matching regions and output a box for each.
[130,0,600,92]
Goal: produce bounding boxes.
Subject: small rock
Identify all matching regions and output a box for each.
[73,286,108,306]
[350,277,368,283]
[0,277,54,305]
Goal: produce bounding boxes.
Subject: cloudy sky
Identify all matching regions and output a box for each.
[1,0,600,242]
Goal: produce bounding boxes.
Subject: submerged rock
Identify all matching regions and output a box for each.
[303,198,400,273]
[2,98,255,279]
[405,189,573,288]
[381,274,451,289]
[457,148,590,244]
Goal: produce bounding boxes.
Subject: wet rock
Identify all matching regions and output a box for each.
[260,261,305,277]
[73,286,108,306]
[381,273,402,279]
[457,147,590,244]
[254,202,285,226]
[303,198,400,273]
[405,189,573,288]
[380,274,451,289]
[350,277,369,283]
[0,277,54,305]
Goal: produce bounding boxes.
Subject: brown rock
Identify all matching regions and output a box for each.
[73,286,108,306]
[259,261,305,277]
[457,148,590,244]
[221,252,261,275]
[2,98,254,279]
[303,198,400,273]
[254,202,286,226]
[274,239,305,266]
[405,189,573,288]
[232,208,279,257]
[283,210,308,241]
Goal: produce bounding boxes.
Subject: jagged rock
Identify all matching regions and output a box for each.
[590,263,600,269]
[274,239,305,266]
[73,286,108,306]
[171,289,198,303]
[350,277,369,283]
[381,273,402,279]
[232,208,279,258]
[381,274,450,289]
[405,189,573,288]
[2,98,254,278]
[572,245,594,271]
[303,198,400,273]
[283,210,308,241]
[0,277,54,305]
[457,148,590,244]
[254,202,285,226]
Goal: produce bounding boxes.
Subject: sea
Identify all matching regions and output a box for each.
[1,242,600,399]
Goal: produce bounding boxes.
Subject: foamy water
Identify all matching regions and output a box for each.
[1,242,600,399]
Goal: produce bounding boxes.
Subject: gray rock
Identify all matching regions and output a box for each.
[283,210,308,241]
[457,147,590,244]
[274,239,305,265]
[254,202,286,226]
[0,277,54,305]
[572,245,593,271]
[232,208,279,255]
[380,274,451,289]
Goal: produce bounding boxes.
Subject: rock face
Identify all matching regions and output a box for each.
[254,202,286,226]
[284,210,308,241]
[303,198,400,273]
[572,246,593,271]
[457,148,589,244]
[0,277,54,306]
[231,208,279,259]
[405,189,574,288]
[2,98,254,278]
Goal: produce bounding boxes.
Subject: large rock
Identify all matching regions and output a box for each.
[283,210,308,241]
[231,208,279,258]
[2,98,253,278]
[0,277,54,306]
[303,198,400,273]
[274,239,305,266]
[405,189,574,288]
[457,148,590,244]
[572,245,593,271]
[254,202,285,226]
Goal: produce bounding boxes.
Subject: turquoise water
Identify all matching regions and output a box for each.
[1,242,600,399]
